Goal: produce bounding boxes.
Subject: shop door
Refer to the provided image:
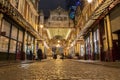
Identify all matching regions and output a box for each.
[110,4,120,61]
[85,37,92,60]
[112,32,120,61]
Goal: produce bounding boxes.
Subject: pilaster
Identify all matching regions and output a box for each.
[0,13,3,35]
[105,15,113,61]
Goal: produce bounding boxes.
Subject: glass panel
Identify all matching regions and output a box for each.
[80,45,84,57]
[86,39,88,55]
[0,36,9,52]
[94,31,97,53]
[11,26,18,39]
[1,20,11,37]
[31,37,34,52]
[94,31,96,42]
[16,42,22,52]
[9,40,17,53]
[97,29,99,40]
[94,29,99,54]
[18,30,23,42]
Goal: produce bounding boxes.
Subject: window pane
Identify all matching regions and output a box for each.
[18,30,23,42]
[16,42,22,52]
[97,29,99,40]
[9,40,17,53]
[11,26,18,39]
[1,20,11,37]
[0,36,9,52]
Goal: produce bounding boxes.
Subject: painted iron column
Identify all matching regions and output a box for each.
[0,13,3,36]
[106,15,113,61]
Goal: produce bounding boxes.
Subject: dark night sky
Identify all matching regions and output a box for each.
[39,0,68,18]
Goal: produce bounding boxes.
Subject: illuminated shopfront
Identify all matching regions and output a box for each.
[109,4,120,61]
[0,18,24,60]
[24,32,35,60]
[84,26,100,60]
[93,28,100,60]
[85,36,92,60]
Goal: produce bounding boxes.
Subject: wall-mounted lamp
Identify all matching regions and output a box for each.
[40,24,43,28]
[58,40,60,43]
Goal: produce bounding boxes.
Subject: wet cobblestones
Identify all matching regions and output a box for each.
[0,59,120,80]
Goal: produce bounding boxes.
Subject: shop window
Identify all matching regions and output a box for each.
[93,29,99,54]
[97,29,99,40]
[112,33,118,40]
[85,37,90,55]
[1,20,11,37]
[16,42,22,52]
[9,39,17,53]
[0,36,9,52]
[18,30,23,42]
[80,45,84,57]
[31,37,34,52]
[11,26,18,40]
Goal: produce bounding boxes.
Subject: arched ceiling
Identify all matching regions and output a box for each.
[43,6,75,47]
[45,6,74,40]
[46,28,71,40]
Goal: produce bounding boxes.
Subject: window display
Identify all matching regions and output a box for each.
[11,26,18,40]
[9,39,17,53]
[80,45,84,57]
[16,42,22,52]
[1,19,11,37]
[93,29,99,54]
[18,30,23,42]
[0,36,9,52]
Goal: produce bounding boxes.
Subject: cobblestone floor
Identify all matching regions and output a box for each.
[0,59,120,80]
